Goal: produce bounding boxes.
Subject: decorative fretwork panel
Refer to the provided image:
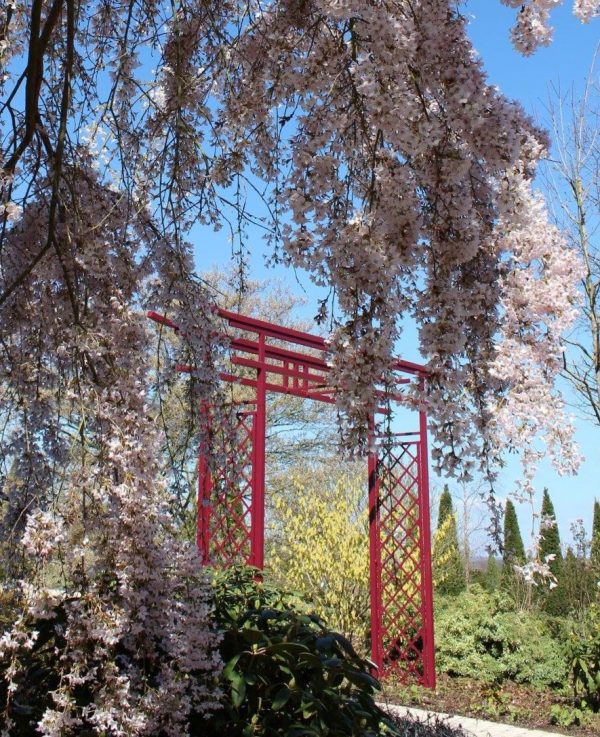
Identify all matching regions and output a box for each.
[198,405,256,566]
[370,440,435,687]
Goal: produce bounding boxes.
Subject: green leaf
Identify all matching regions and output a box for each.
[315,635,334,652]
[241,628,264,644]
[266,642,310,656]
[223,653,243,680]
[231,671,247,707]
[272,685,292,711]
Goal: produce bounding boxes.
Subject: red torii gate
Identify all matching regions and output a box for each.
[148,307,436,687]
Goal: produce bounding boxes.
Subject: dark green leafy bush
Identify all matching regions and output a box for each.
[435,585,566,688]
[205,566,399,737]
[566,604,600,712]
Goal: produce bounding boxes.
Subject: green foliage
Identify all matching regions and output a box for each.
[565,604,600,713]
[502,501,526,599]
[437,486,454,528]
[550,702,592,728]
[591,500,600,578]
[435,585,567,688]
[555,547,597,618]
[502,500,525,568]
[206,566,400,737]
[484,554,501,592]
[433,487,465,596]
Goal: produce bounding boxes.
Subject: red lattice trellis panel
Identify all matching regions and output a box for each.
[370,440,435,687]
[198,405,257,566]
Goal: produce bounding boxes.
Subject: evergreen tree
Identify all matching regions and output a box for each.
[484,553,501,592]
[559,547,596,617]
[438,485,454,528]
[538,488,563,573]
[433,486,465,595]
[503,500,525,569]
[537,489,567,615]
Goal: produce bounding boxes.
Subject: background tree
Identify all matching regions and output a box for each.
[543,63,600,427]
[484,553,501,592]
[538,489,563,570]
[537,488,566,614]
[454,478,489,587]
[502,499,525,573]
[564,519,598,616]
[560,546,596,618]
[503,500,526,568]
[153,268,338,538]
[502,499,528,605]
[433,486,465,596]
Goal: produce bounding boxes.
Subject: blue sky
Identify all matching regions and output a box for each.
[194,3,600,549]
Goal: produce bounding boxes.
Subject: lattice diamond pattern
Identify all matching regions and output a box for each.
[378,442,426,681]
[206,409,255,565]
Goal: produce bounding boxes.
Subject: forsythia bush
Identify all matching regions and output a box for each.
[268,465,370,649]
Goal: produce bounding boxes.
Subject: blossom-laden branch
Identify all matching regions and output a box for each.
[502,0,599,55]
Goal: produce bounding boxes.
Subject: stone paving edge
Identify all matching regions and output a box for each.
[378,702,570,737]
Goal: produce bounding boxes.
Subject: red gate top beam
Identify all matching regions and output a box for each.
[217,307,428,377]
[146,308,428,401]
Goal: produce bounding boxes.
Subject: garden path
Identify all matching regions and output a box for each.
[382,704,568,737]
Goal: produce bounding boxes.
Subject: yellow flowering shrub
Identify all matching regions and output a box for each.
[267,464,370,650]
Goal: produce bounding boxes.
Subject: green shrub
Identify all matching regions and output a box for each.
[205,566,399,737]
[565,604,600,712]
[435,585,566,688]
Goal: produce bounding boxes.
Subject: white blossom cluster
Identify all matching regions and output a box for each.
[502,0,599,54]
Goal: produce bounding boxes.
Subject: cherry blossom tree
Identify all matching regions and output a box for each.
[0,0,598,733]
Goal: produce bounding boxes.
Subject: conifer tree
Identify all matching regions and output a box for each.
[438,485,454,528]
[484,552,501,592]
[537,488,566,614]
[560,546,596,616]
[503,499,526,568]
[502,499,527,601]
[433,486,465,595]
[539,488,563,572]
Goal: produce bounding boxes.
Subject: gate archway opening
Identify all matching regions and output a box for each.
[148,307,435,688]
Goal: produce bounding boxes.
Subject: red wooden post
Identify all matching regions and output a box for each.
[418,378,436,688]
[250,332,267,569]
[368,435,383,670]
[197,405,212,563]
